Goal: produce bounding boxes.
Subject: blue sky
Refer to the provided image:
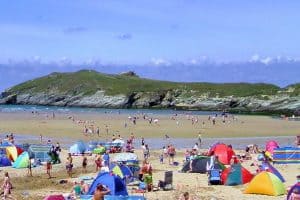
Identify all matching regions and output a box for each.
[0,1,300,92]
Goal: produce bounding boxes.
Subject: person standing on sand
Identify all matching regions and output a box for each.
[39,134,43,144]
[46,161,52,179]
[95,155,102,172]
[1,172,13,200]
[27,158,32,177]
[96,127,100,137]
[66,153,73,178]
[168,145,176,165]
[198,132,202,147]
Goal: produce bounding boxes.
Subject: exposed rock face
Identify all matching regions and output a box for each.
[1,89,300,114]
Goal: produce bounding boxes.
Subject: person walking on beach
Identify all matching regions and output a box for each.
[82,156,88,173]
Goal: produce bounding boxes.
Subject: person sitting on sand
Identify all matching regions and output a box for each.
[72,181,82,197]
[241,146,252,160]
[179,192,192,200]
[93,184,110,200]
[139,160,152,181]
[80,180,89,195]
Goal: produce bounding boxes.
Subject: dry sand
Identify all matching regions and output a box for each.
[0,111,299,199]
[0,149,299,200]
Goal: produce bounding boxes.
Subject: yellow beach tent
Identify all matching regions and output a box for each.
[244,171,285,196]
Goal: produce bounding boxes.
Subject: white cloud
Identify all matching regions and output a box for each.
[150,58,171,66]
[250,54,260,62]
[260,57,272,65]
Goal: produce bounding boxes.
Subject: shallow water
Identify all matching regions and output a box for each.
[1,133,295,150]
[0,104,220,116]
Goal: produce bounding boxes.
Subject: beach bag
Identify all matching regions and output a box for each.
[139,182,146,190]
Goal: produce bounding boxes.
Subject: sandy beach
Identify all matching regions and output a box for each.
[0,149,299,200]
[0,111,299,199]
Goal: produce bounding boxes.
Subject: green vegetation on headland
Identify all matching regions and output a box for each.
[6,70,280,97]
[1,70,300,115]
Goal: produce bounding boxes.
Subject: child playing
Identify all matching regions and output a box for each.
[46,160,52,179]
[159,154,163,164]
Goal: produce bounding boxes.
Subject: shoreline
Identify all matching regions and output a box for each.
[0,103,297,116]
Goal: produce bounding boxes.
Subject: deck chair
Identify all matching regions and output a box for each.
[158,171,173,191]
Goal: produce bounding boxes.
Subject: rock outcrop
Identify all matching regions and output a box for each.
[1,89,300,114]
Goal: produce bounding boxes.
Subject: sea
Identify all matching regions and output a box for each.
[0,104,220,116]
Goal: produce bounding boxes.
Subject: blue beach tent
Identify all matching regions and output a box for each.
[88,172,128,196]
[0,155,11,167]
[69,141,87,155]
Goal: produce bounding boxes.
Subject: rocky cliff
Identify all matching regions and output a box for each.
[1,70,300,114]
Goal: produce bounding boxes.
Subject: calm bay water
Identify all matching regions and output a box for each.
[0,104,219,116]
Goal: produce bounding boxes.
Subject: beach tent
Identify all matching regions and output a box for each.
[112,153,138,163]
[208,143,235,165]
[88,172,128,196]
[181,156,225,173]
[273,147,300,164]
[266,140,279,154]
[287,183,300,200]
[28,144,51,162]
[12,151,29,168]
[260,161,285,182]
[0,141,13,147]
[69,141,87,155]
[110,163,133,179]
[87,141,98,151]
[221,164,253,186]
[93,146,106,154]
[43,194,65,200]
[104,196,146,200]
[0,155,11,167]
[244,172,285,196]
[6,146,23,162]
[80,195,146,200]
[112,139,125,146]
